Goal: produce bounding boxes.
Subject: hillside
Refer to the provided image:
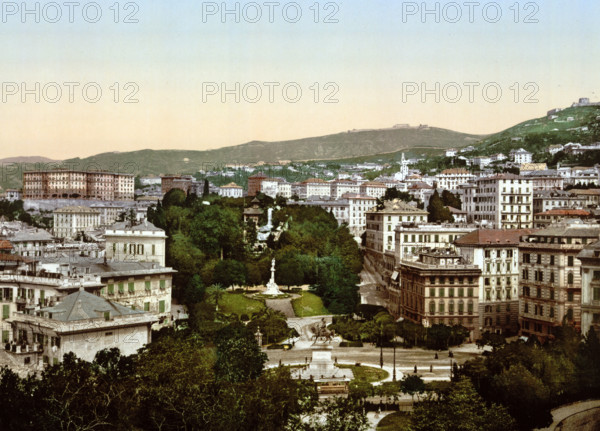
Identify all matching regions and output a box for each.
[467,105,600,157]
[57,127,480,176]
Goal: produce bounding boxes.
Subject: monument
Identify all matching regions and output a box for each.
[264,258,283,296]
[291,318,354,395]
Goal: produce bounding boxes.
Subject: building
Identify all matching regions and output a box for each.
[344,194,377,237]
[359,181,387,199]
[295,178,332,200]
[533,209,592,228]
[455,229,534,337]
[10,229,54,258]
[469,174,533,229]
[393,249,481,337]
[510,148,533,164]
[569,189,600,207]
[105,220,167,267]
[247,172,268,196]
[518,222,600,341]
[365,200,428,256]
[394,223,476,261]
[52,206,102,239]
[4,189,21,201]
[219,182,244,198]
[23,170,134,201]
[330,180,360,199]
[436,169,475,192]
[6,289,156,367]
[447,206,467,223]
[521,171,564,191]
[533,190,586,214]
[261,178,292,199]
[243,198,264,227]
[577,240,600,338]
[160,175,194,196]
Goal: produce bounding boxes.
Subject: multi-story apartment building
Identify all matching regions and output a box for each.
[365,200,428,256]
[455,229,534,336]
[345,194,377,237]
[293,178,332,200]
[9,229,54,258]
[467,174,533,229]
[392,249,481,338]
[261,178,292,198]
[394,223,476,260]
[533,190,587,214]
[435,168,475,192]
[23,170,134,201]
[578,240,600,338]
[53,206,102,239]
[359,181,387,199]
[519,222,600,341]
[105,220,167,267]
[510,148,533,164]
[521,171,564,191]
[330,179,360,199]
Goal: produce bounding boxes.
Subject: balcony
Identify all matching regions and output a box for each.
[4,342,43,354]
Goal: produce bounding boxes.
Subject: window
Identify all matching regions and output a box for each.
[536,287,541,298]
[593,287,600,301]
[458,301,464,314]
[429,301,435,314]
[485,250,491,258]
[107,284,114,295]
[160,280,166,290]
[485,278,490,286]
[467,288,473,297]
[550,307,554,318]
[523,253,530,263]
[458,288,464,297]
[429,288,435,297]
[118,283,125,294]
[568,272,574,285]
[144,302,150,311]
[568,256,574,267]
[467,301,473,314]
[104,311,111,321]
[550,272,555,283]
[567,291,574,302]
[152,244,156,255]
[145,281,151,291]
[524,303,529,313]
[429,276,436,284]
[550,255,555,265]
[2,305,9,320]
[128,282,135,293]
[536,254,542,264]
[566,308,574,321]
[449,288,454,298]
[449,301,455,315]
[439,301,445,313]
[522,269,529,280]
[159,300,166,313]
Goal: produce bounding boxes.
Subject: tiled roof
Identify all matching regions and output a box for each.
[0,240,12,250]
[440,168,471,175]
[221,182,242,188]
[454,229,536,246]
[40,290,145,322]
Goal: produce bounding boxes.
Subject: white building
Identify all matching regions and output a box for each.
[436,168,475,192]
[219,182,244,198]
[293,178,332,200]
[468,174,533,229]
[105,220,167,267]
[344,194,378,237]
[578,240,600,338]
[4,189,21,201]
[445,148,457,157]
[330,180,360,199]
[533,190,586,214]
[394,223,476,261]
[53,206,102,239]
[10,229,54,258]
[510,148,533,164]
[360,181,387,199]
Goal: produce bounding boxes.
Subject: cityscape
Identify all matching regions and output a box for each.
[1,1,600,430]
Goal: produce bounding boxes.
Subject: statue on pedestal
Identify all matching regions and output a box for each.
[264,258,283,296]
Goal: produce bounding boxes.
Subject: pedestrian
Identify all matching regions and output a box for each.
[414,365,417,373]
[434,353,438,360]
[430,364,433,372]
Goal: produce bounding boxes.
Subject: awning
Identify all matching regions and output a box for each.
[391,271,399,281]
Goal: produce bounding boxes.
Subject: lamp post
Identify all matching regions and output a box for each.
[379,325,384,369]
[392,340,397,381]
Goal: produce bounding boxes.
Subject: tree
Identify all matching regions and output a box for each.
[427,190,454,223]
[214,324,267,383]
[411,377,517,431]
[400,374,425,401]
[213,259,247,288]
[441,190,462,209]
[288,397,369,431]
[203,179,210,197]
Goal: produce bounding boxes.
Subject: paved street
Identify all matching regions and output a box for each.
[536,400,600,431]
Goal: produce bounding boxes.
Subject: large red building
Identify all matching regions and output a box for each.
[247,172,267,197]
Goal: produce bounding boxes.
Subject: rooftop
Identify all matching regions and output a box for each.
[367,199,428,215]
[54,206,101,214]
[455,228,536,246]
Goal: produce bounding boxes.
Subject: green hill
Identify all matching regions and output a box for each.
[59,127,481,176]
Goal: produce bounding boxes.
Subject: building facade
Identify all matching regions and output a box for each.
[53,206,102,239]
[23,170,134,201]
[105,221,167,267]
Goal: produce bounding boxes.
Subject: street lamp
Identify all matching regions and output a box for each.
[392,340,396,381]
[379,325,384,369]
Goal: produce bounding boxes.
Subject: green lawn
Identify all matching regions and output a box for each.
[218,292,265,317]
[291,291,330,317]
[376,412,412,430]
[338,365,388,383]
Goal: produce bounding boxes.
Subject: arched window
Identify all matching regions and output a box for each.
[449,300,455,315]
[566,307,574,321]
[439,301,445,314]
[458,300,464,314]
[567,272,574,285]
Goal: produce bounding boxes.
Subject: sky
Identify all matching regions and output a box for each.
[0,0,599,159]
